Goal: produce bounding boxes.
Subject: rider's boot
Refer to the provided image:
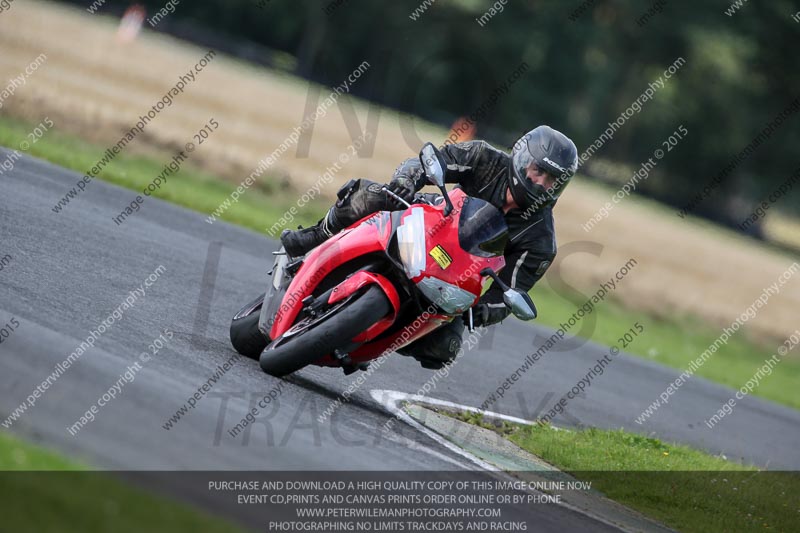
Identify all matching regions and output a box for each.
[279,178,387,257]
[398,317,465,370]
[280,210,340,258]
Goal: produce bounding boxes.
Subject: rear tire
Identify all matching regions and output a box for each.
[259,285,391,377]
[230,294,268,359]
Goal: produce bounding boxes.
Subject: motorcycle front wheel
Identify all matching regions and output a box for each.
[259,285,391,376]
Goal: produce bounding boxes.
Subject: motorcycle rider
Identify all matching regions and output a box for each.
[280,126,578,369]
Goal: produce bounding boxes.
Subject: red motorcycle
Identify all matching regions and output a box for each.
[230,143,537,376]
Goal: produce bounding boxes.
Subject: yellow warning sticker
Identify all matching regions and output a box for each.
[429,245,453,269]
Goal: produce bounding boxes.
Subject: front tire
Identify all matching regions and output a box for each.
[259,285,391,376]
[230,294,268,359]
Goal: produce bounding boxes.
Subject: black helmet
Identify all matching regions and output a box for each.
[508,125,578,211]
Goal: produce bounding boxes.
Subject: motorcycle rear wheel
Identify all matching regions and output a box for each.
[259,285,391,376]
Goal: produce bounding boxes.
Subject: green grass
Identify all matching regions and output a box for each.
[0,430,85,471]
[0,431,247,533]
[1,114,798,411]
[0,115,329,232]
[529,280,800,410]
[450,411,799,533]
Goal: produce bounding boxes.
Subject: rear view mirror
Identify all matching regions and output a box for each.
[480,267,537,320]
[419,143,446,188]
[503,288,537,320]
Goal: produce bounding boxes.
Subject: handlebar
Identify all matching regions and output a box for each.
[380,186,434,208]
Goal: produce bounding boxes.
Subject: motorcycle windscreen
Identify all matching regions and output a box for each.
[457,197,508,257]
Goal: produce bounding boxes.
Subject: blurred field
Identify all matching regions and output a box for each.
[1,0,798,346]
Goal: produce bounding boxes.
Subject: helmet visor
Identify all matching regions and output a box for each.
[512,148,559,204]
[512,145,535,182]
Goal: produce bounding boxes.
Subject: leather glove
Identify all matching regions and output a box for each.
[386,176,416,207]
[465,303,509,328]
[465,304,490,329]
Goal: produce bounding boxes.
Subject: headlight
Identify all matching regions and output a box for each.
[397,207,427,278]
[416,277,476,314]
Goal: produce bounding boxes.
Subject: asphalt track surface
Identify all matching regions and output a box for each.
[1,150,799,530]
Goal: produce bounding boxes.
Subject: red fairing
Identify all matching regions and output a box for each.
[270,189,507,369]
[344,312,452,365]
[269,212,393,340]
[316,189,507,367]
[407,189,505,311]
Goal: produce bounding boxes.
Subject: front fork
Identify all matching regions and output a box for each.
[258,249,293,337]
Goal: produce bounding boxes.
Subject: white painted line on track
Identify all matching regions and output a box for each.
[370,389,499,471]
[371,389,641,533]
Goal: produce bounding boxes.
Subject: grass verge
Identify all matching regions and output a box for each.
[1,114,798,410]
[450,411,798,533]
[0,431,246,533]
[530,281,800,410]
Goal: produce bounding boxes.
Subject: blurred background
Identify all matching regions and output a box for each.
[1,0,798,379]
[46,0,800,235]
